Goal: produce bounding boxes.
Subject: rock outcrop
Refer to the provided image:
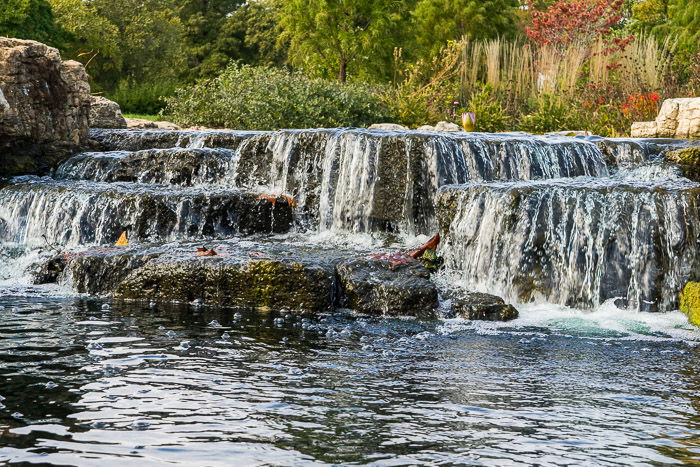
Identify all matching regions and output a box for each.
[0,37,90,176]
[417,121,463,132]
[125,117,181,130]
[631,98,700,139]
[336,258,438,318]
[89,95,127,129]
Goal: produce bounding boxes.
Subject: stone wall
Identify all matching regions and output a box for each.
[631,98,700,139]
[0,37,90,177]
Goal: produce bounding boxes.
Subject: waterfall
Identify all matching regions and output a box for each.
[437,177,700,311]
[0,177,291,247]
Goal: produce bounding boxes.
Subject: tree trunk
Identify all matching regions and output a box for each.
[338,60,347,83]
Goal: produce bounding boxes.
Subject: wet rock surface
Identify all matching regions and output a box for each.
[0,38,90,176]
[0,177,293,246]
[56,241,347,312]
[447,290,518,321]
[336,258,438,318]
[55,148,237,185]
[667,147,700,181]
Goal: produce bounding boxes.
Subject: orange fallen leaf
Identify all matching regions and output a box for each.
[249,251,263,257]
[409,233,440,259]
[196,247,208,252]
[194,248,218,257]
[115,231,128,247]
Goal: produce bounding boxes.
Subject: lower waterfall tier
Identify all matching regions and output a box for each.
[0,177,293,247]
[437,177,700,311]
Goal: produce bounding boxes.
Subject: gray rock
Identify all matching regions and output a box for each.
[336,258,438,318]
[89,96,127,129]
[0,38,90,176]
[55,241,344,312]
[126,117,181,130]
[449,291,518,321]
[434,121,462,132]
[368,123,408,131]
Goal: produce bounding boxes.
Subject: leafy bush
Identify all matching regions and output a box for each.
[466,85,509,132]
[109,80,178,115]
[518,94,579,133]
[164,63,394,129]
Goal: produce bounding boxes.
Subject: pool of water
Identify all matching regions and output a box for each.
[2,294,700,465]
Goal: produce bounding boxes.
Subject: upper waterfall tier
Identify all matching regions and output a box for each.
[0,177,293,247]
[437,174,700,312]
[78,128,678,234]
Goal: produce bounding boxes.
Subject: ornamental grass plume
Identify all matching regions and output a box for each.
[462,112,476,132]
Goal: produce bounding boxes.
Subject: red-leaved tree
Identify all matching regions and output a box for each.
[525,0,626,48]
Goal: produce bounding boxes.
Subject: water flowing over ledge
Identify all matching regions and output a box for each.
[1,127,699,312]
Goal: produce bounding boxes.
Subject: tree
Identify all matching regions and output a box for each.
[413,0,519,56]
[215,0,287,68]
[178,0,245,79]
[88,0,186,88]
[47,0,121,80]
[0,0,64,45]
[525,0,626,48]
[278,0,409,83]
[654,0,700,59]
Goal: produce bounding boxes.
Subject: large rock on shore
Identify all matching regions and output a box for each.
[0,37,90,176]
[447,290,518,321]
[631,98,700,139]
[89,95,127,129]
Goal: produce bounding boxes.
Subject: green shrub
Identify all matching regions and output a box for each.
[164,63,394,129]
[108,80,179,115]
[466,85,509,132]
[518,95,579,134]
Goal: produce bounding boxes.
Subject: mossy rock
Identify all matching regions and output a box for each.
[680,282,700,327]
[667,147,700,181]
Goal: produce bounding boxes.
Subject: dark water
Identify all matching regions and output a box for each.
[2,296,700,465]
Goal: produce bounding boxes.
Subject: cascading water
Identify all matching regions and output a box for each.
[1,127,697,311]
[437,175,700,312]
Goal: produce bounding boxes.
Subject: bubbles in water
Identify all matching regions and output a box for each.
[274,317,285,327]
[233,312,242,321]
[101,303,110,311]
[86,342,103,350]
[44,381,58,389]
[130,420,150,431]
[11,412,23,419]
[149,301,157,308]
[192,298,204,307]
[166,330,177,338]
[221,332,230,340]
[178,341,191,350]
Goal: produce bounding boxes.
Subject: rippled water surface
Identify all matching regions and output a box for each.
[2,295,700,465]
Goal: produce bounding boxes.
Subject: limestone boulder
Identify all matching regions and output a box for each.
[125,117,181,130]
[368,123,408,131]
[631,98,700,139]
[0,37,90,176]
[89,95,127,129]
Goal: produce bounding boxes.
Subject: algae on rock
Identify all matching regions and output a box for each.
[680,282,700,327]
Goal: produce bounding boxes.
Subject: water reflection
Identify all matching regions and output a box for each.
[1,297,700,465]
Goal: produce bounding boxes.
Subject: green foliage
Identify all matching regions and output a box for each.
[108,80,178,115]
[518,95,578,134]
[164,63,394,129]
[217,0,286,68]
[0,0,65,45]
[278,0,411,82]
[178,0,245,80]
[466,85,509,132]
[413,0,519,56]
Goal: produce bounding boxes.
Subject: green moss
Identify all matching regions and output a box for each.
[667,147,700,181]
[680,282,700,327]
